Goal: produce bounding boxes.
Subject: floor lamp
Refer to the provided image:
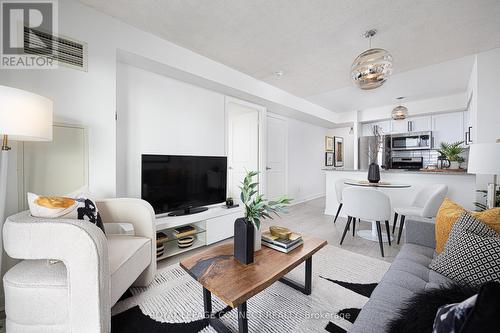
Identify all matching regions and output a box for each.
[0,85,53,271]
[467,142,500,209]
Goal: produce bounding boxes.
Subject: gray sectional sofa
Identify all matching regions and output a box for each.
[350,219,452,333]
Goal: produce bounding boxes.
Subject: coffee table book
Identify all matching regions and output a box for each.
[262,239,303,253]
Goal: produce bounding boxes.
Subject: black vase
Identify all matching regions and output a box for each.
[367,163,380,183]
[234,218,254,264]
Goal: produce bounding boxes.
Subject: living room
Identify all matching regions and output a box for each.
[0,0,499,332]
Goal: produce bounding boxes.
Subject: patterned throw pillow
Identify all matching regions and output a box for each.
[434,198,500,253]
[27,192,105,233]
[430,212,500,287]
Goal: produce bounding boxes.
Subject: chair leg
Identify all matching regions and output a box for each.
[397,215,406,245]
[333,203,343,224]
[392,212,398,234]
[385,220,391,246]
[352,218,356,237]
[376,221,384,257]
[340,216,352,245]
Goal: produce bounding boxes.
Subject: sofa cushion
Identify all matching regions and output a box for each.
[350,243,452,333]
[108,235,151,304]
[435,198,500,253]
[430,213,500,287]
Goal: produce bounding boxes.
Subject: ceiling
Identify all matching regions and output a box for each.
[80,0,500,110]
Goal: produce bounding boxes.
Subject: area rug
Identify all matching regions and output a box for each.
[111,245,391,333]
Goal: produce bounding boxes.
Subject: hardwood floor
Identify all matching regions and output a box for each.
[158,197,403,270]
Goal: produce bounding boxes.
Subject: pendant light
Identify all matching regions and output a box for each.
[351,30,393,90]
[392,97,408,120]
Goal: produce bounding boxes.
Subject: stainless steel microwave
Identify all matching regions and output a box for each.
[391,131,432,150]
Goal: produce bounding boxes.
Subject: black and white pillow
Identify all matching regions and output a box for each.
[430,212,500,287]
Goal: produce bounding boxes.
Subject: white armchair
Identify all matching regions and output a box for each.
[2,198,157,333]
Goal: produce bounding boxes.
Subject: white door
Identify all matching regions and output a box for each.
[266,116,287,200]
[227,103,259,200]
[432,112,464,148]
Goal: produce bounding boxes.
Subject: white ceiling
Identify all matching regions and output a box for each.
[308,55,475,112]
[80,0,500,110]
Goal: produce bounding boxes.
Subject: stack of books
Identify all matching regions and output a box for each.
[262,231,303,253]
[174,225,196,238]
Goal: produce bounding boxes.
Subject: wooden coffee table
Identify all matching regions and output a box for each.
[180,237,327,333]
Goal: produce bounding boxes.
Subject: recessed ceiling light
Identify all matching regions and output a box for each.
[274,70,284,76]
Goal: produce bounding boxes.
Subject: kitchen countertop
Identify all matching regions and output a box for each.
[323,168,474,176]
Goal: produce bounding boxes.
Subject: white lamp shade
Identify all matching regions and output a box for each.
[467,143,500,175]
[0,85,53,141]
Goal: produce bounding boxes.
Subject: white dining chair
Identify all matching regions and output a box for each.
[333,178,346,223]
[392,184,448,244]
[340,187,392,257]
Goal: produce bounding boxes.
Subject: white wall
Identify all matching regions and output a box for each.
[117,63,226,197]
[286,117,328,203]
[327,127,355,169]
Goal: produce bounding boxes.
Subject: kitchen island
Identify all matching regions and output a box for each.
[325,169,476,217]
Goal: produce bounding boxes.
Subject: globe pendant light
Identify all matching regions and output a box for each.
[351,30,393,90]
[392,97,408,120]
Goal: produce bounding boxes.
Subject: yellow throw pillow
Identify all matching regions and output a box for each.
[435,198,500,253]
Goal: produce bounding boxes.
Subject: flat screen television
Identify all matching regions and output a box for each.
[141,155,227,216]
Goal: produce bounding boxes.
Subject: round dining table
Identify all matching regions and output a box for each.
[343,179,411,243]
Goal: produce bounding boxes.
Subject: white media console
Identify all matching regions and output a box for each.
[155,205,244,261]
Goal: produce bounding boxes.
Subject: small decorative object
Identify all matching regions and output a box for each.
[334,137,344,167]
[177,236,195,248]
[325,152,334,166]
[226,197,234,207]
[234,171,291,264]
[366,126,384,183]
[351,29,393,90]
[438,141,465,169]
[325,136,334,151]
[269,225,292,239]
[391,97,408,120]
[368,163,381,183]
[437,155,451,169]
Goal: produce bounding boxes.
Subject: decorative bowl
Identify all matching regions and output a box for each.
[270,226,292,239]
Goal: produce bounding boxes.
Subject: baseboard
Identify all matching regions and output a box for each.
[289,193,325,206]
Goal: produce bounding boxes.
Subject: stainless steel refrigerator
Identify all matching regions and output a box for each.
[358,136,391,170]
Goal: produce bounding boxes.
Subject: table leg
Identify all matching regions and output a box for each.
[238,302,248,333]
[203,288,231,333]
[279,256,312,295]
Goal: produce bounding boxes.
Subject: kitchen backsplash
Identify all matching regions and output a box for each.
[391,149,469,168]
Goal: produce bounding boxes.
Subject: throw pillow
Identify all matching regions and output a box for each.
[387,283,477,333]
[435,198,500,253]
[433,281,500,333]
[430,212,500,287]
[27,192,105,233]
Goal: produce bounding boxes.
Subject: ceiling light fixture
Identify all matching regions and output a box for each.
[392,96,408,120]
[274,70,284,77]
[351,29,393,90]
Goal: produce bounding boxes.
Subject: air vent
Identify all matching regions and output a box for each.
[24,27,87,71]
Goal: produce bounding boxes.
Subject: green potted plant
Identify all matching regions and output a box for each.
[234,170,291,264]
[437,141,465,169]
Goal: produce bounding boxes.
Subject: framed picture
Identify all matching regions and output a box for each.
[334,136,344,167]
[325,152,334,166]
[325,136,334,151]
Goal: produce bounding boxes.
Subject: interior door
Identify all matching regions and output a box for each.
[266,116,287,200]
[227,103,259,200]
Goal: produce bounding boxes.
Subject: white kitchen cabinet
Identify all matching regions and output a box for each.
[432,112,464,149]
[390,116,431,134]
[362,120,391,136]
[409,116,432,132]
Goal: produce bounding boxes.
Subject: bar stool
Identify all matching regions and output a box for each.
[333,179,346,223]
[392,184,448,244]
[340,187,392,257]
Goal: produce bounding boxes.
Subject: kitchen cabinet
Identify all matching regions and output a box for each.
[390,116,431,134]
[361,120,391,136]
[432,112,464,149]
